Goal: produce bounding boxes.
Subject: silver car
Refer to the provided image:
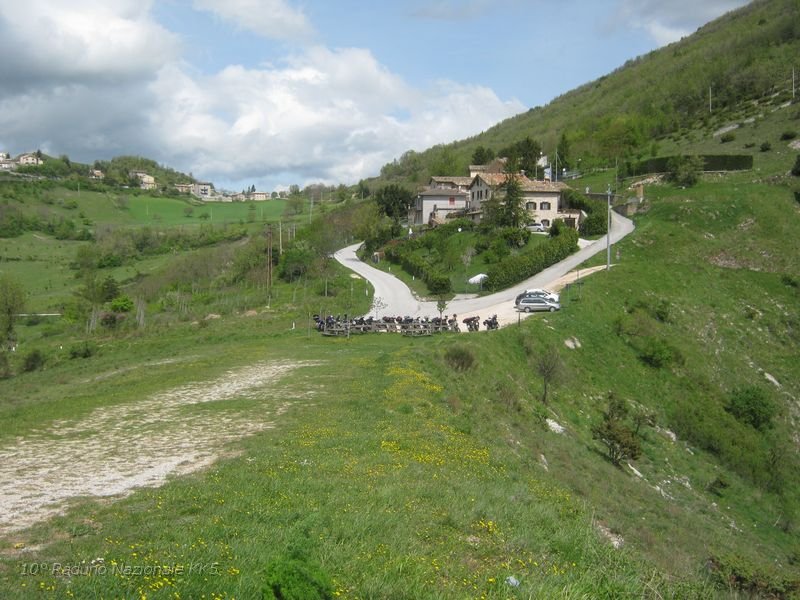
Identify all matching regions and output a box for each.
[515,289,560,304]
[516,295,561,312]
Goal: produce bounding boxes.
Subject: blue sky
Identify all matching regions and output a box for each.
[0,0,748,192]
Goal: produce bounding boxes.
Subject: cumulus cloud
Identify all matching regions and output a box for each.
[147,47,524,188]
[611,0,749,45]
[192,0,314,41]
[0,2,524,190]
[0,0,179,94]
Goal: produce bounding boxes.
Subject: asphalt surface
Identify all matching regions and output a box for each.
[333,210,635,329]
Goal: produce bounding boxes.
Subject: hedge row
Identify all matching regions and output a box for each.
[385,245,452,294]
[485,228,579,291]
[628,154,753,176]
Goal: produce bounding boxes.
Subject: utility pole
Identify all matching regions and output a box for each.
[709,85,712,113]
[278,220,283,255]
[266,225,273,300]
[606,184,612,272]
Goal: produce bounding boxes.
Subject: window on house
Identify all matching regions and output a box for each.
[526,202,536,210]
[542,219,550,227]
[540,202,551,210]
[449,197,455,206]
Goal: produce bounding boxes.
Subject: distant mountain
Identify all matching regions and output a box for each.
[374,0,799,187]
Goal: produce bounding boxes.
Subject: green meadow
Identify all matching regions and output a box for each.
[0,170,798,598]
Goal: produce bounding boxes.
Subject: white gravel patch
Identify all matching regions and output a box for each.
[0,360,319,535]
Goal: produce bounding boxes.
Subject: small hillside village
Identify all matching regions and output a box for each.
[3,150,591,227]
[412,157,584,230]
[0,151,281,202]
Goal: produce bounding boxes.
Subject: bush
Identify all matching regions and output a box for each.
[109,295,134,312]
[726,386,776,431]
[780,130,797,140]
[0,352,10,379]
[707,554,800,597]
[591,394,641,466]
[69,341,96,359]
[760,141,772,152]
[485,228,578,290]
[791,155,800,177]
[667,155,704,187]
[22,349,45,372]
[639,337,681,368]
[100,312,122,329]
[579,212,608,236]
[720,132,736,143]
[263,557,333,600]
[444,344,476,372]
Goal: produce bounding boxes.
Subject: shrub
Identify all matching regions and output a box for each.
[109,295,134,312]
[726,386,776,431]
[0,352,10,379]
[639,337,681,368]
[69,341,96,359]
[100,312,121,329]
[592,394,641,466]
[579,212,608,236]
[263,557,333,600]
[780,130,797,140]
[760,141,772,152]
[706,475,729,496]
[444,344,476,372]
[485,228,578,290]
[706,554,799,597]
[22,349,45,372]
[720,132,736,143]
[667,155,704,187]
[791,155,800,177]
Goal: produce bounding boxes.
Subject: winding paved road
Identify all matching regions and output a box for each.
[334,210,635,328]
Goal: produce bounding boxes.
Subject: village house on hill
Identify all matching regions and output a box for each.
[130,171,156,190]
[18,153,43,166]
[410,176,472,226]
[412,158,582,229]
[468,172,581,229]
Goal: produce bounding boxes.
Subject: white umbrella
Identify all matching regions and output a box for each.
[468,273,488,285]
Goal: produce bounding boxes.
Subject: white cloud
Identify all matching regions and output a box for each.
[0,0,179,92]
[611,0,749,45]
[192,0,314,41]
[146,47,524,188]
[0,2,524,190]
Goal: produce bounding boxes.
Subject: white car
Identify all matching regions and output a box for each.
[526,223,546,232]
[516,296,560,312]
[516,288,560,303]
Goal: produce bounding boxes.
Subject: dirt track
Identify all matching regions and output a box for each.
[0,360,319,535]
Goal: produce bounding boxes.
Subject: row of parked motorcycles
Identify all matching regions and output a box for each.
[313,313,499,333]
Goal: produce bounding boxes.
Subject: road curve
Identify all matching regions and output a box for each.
[333,210,635,324]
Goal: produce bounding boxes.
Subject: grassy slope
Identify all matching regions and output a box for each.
[0,170,798,598]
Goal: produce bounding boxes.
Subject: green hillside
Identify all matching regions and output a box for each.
[0,1,799,598]
[375,0,800,186]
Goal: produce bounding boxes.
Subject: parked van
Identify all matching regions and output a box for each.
[515,295,560,312]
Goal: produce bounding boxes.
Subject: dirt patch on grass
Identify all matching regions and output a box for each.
[0,360,320,536]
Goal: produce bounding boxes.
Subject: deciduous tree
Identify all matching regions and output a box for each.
[592,393,642,466]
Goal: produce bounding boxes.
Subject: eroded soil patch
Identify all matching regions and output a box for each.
[0,360,320,536]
